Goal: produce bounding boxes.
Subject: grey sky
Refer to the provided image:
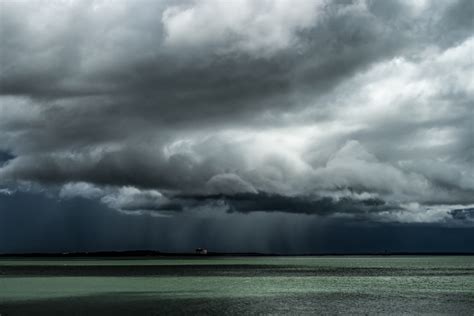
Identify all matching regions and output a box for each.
[0,0,473,252]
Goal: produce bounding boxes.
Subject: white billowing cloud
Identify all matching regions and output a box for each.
[59,182,104,199]
[339,36,474,127]
[59,183,179,214]
[400,0,431,15]
[376,202,474,224]
[308,140,431,200]
[0,188,13,195]
[100,186,170,212]
[162,0,324,56]
[399,159,474,192]
[206,173,258,195]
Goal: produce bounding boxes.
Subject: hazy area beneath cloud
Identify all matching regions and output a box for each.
[0,0,473,233]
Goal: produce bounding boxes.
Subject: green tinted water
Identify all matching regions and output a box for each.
[2,275,473,301]
[1,256,473,315]
[0,255,470,267]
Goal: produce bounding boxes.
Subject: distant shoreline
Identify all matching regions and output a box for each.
[1,250,473,258]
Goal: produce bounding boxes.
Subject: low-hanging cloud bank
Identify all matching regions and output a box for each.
[1,0,473,225]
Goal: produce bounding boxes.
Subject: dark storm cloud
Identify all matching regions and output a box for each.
[177,192,392,216]
[1,1,470,123]
[0,151,14,166]
[449,208,474,222]
[0,0,473,225]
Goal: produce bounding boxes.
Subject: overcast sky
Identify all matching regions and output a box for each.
[0,0,473,253]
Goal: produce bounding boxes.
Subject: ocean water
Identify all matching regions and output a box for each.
[0,256,473,315]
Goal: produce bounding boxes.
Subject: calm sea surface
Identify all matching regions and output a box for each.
[0,256,473,315]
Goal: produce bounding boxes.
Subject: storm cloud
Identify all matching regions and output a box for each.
[1,0,473,240]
